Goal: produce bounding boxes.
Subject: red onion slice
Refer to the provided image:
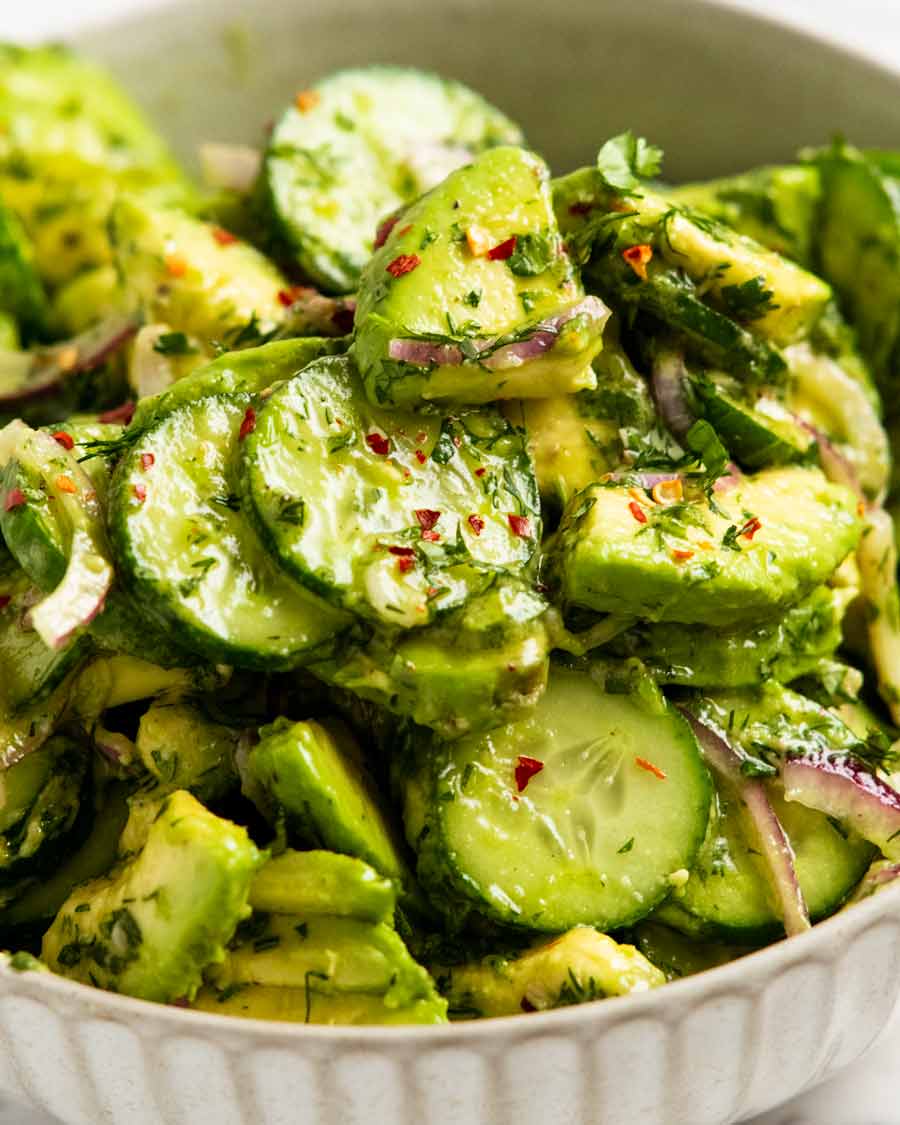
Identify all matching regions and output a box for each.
[276,291,356,339]
[680,709,810,937]
[848,859,900,904]
[199,142,261,193]
[795,417,864,501]
[782,751,900,860]
[651,349,695,440]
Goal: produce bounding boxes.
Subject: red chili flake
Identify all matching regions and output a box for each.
[740,516,762,540]
[628,500,648,525]
[140,452,155,471]
[238,408,257,441]
[212,226,238,247]
[414,449,426,464]
[568,201,594,216]
[52,431,74,450]
[295,89,320,113]
[635,756,667,781]
[132,484,147,503]
[487,236,517,261]
[365,432,390,456]
[396,556,415,574]
[508,514,532,538]
[373,213,400,250]
[515,755,544,793]
[475,466,486,477]
[468,514,485,536]
[165,253,188,279]
[421,529,441,542]
[414,509,441,532]
[3,488,25,512]
[277,288,297,307]
[622,243,653,281]
[386,254,421,278]
[388,546,415,557]
[396,224,413,237]
[98,401,135,425]
[55,475,77,495]
[671,548,694,563]
[0,596,10,611]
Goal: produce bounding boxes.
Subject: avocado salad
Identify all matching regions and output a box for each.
[1,45,900,1027]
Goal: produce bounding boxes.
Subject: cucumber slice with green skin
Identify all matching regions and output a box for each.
[558,168,830,349]
[110,393,351,670]
[814,146,900,402]
[406,664,712,932]
[260,65,523,294]
[241,354,540,627]
[668,165,820,267]
[689,375,814,470]
[249,849,397,924]
[0,199,47,339]
[547,466,861,626]
[111,195,288,348]
[247,717,412,890]
[353,146,606,407]
[312,578,549,739]
[608,585,851,688]
[130,336,348,434]
[656,783,874,942]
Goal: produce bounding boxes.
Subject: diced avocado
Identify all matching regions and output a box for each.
[193,984,446,1025]
[558,168,830,349]
[249,849,396,924]
[513,322,658,507]
[135,700,239,803]
[240,354,541,628]
[111,196,288,347]
[633,922,749,981]
[0,734,88,887]
[50,266,125,336]
[68,655,223,720]
[0,312,18,350]
[246,717,412,890]
[260,65,523,294]
[0,44,189,288]
[548,466,861,626]
[310,579,550,740]
[434,926,664,1017]
[609,585,852,688]
[689,373,814,470]
[1,782,129,932]
[668,165,820,266]
[0,197,47,337]
[205,911,444,1013]
[353,146,607,406]
[42,789,262,1002]
[813,144,900,404]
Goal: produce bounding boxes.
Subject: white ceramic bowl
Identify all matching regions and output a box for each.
[5,2,900,1122]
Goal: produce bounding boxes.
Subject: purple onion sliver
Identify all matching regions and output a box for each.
[680,709,810,937]
[795,417,864,501]
[781,752,900,860]
[388,338,463,366]
[651,350,695,440]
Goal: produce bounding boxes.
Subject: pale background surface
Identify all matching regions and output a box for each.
[0,0,899,1122]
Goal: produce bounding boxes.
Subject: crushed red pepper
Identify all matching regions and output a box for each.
[740,516,762,540]
[414,509,441,532]
[386,254,421,278]
[467,514,485,536]
[414,449,426,464]
[212,227,238,247]
[140,453,155,471]
[133,484,147,503]
[515,755,544,792]
[374,214,400,250]
[622,244,653,281]
[508,514,531,538]
[628,500,648,525]
[488,236,517,261]
[238,408,257,441]
[51,431,74,450]
[635,756,667,781]
[365,432,390,456]
[396,556,415,573]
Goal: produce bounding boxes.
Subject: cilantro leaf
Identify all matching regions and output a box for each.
[595,131,664,193]
[507,232,556,277]
[153,331,196,356]
[685,419,730,490]
[719,276,779,322]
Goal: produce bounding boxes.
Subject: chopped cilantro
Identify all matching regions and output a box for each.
[595,131,663,193]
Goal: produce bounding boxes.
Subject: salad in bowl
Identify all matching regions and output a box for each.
[0,42,899,1028]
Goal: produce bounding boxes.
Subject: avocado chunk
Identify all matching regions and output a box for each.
[668,165,820,266]
[0,198,47,338]
[353,146,608,406]
[0,44,189,288]
[42,790,262,1002]
[240,353,541,628]
[435,926,664,1017]
[259,65,523,294]
[135,700,239,803]
[50,266,123,336]
[246,717,411,890]
[633,921,749,981]
[249,849,396,924]
[193,984,446,1025]
[609,585,852,688]
[111,196,288,347]
[548,466,861,625]
[312,578,549,739]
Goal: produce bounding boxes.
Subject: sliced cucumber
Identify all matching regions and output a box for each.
[353,146,606,407]
[608,585,851,688]
[689,375,814,470]
[241,354,539,626]
[548,466,861,626]
[407,664,711,931]
[260,66,523,294]
[246,717,412,890]
[657,783,874,941]
[109,393,350,669]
